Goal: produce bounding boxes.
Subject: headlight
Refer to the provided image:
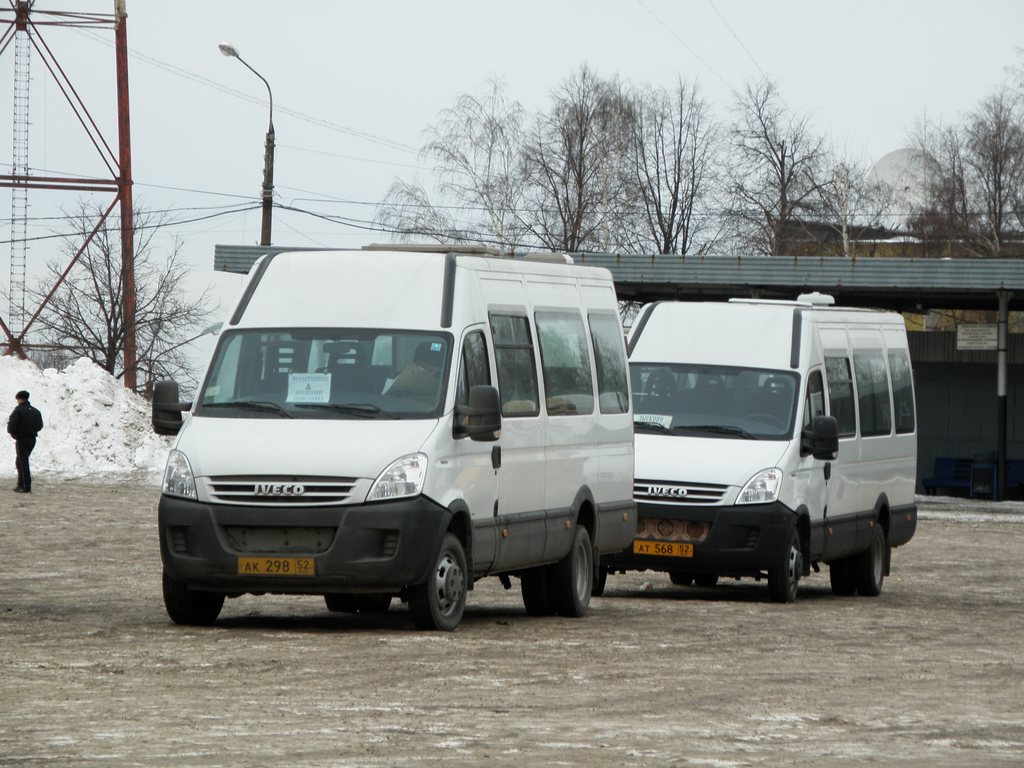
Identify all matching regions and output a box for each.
[737,467,783,504]
[367,453,427,502]
[162,449,197,500]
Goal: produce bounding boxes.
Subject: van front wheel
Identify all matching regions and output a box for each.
[853,524,887,597]
[551,524,593,617]
[162,570,224,626]
[409,533,467,631]
[768,530,801,603]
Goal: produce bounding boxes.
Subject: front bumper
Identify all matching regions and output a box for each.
[602,500,798,576]
[158,493,450,594]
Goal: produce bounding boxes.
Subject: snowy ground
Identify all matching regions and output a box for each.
[2,481,1021,767]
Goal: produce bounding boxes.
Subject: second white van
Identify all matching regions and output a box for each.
[602,294,917,602]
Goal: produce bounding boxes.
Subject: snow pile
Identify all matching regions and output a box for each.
[0,355,171,483]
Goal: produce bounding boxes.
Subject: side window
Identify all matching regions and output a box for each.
[490,313,540,417]
[825,356,857,437]
[536,311,594,415]
[853,351,892,437]
[588,312,629,414]
[455,330,491,407]
[802,370,826,430]
[888,349,916,434]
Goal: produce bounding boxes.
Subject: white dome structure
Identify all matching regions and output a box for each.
[869,148,940,228]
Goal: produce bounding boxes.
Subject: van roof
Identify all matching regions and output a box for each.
[730,291,836,307]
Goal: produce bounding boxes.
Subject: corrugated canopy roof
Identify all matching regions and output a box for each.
[213,244,1024,312]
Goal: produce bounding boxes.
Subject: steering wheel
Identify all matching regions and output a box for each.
[748,412,785,428]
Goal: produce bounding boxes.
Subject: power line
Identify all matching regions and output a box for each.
[71,27,420,156]
[706,0,765,76]
[0,204,261,246]
[634,0,736,95]
[277,143,428,171]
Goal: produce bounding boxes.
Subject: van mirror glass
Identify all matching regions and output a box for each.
[454,385,501,442]
[803,415,839,460]
[152,380,192,436]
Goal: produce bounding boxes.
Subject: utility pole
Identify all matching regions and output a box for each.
[115,0,137,390]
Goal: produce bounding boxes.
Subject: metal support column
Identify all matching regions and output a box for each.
[997,290,1010,499]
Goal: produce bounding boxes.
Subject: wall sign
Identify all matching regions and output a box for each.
[956,324,998,351]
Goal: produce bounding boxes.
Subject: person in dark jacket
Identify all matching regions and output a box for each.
[8,390,43,494]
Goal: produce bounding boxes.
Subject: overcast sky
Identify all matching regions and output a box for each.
[1,0,1022,342]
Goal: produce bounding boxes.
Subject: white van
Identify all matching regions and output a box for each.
[152,244,635,630]
[602,294,917,602]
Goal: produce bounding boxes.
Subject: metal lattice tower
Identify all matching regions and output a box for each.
[0,2,136,388]
[8,1,30,338]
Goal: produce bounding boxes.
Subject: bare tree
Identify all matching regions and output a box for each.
[724,78,829,256]
[964,89,1024,253]
[818,155,896,256]
[911,88,1024,256]
[910,120,971,248]
[375,78,528,250]
[623,78,720,255]
[520,65,632,252]
[27,203,216,394]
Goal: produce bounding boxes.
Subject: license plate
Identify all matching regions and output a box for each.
[633,540,694,558]
[238,556,316,576]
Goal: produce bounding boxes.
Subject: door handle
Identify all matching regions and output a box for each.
[491,445,502,470]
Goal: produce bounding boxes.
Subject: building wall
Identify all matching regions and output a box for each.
[909,332,1024,497]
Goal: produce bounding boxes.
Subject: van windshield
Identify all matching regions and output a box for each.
[196,328,452,420]
[630,363,798,440]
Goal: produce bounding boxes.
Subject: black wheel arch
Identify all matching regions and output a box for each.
[793,505,812,577]
[444,499,474,587]
[871,494,892,576]
[570,485,597,540]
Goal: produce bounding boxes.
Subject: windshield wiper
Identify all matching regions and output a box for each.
[683,424,755,439]
[634,420,673,434]
[294,403,399,419]
[207,400,294,418]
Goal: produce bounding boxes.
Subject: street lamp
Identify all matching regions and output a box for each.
[219,42,275,246]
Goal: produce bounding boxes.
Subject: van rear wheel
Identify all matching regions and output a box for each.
[768,530,801,603]
[551,524,593,617]
[408,533,467,631]
[829,557,856,596]
[162,570,224,626]
[669,571,694,586]
[592,565,609,597]
[853,524,887,597]
[521,566,555,615]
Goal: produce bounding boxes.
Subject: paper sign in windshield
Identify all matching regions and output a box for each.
[635,413,672,428]
[287,373,331,403]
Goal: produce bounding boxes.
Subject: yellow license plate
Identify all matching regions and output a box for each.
[633,540,694,558]
[238,556,316,576]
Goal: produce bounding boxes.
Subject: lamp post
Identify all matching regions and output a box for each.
[219,42,274,246]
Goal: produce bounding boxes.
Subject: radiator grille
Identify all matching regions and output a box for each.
[634,478,728,506]
[206,476,360,506]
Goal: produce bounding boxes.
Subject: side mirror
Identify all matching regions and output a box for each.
[152,380,193,436]
[454,384,501,442]
[802,415,839,460]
